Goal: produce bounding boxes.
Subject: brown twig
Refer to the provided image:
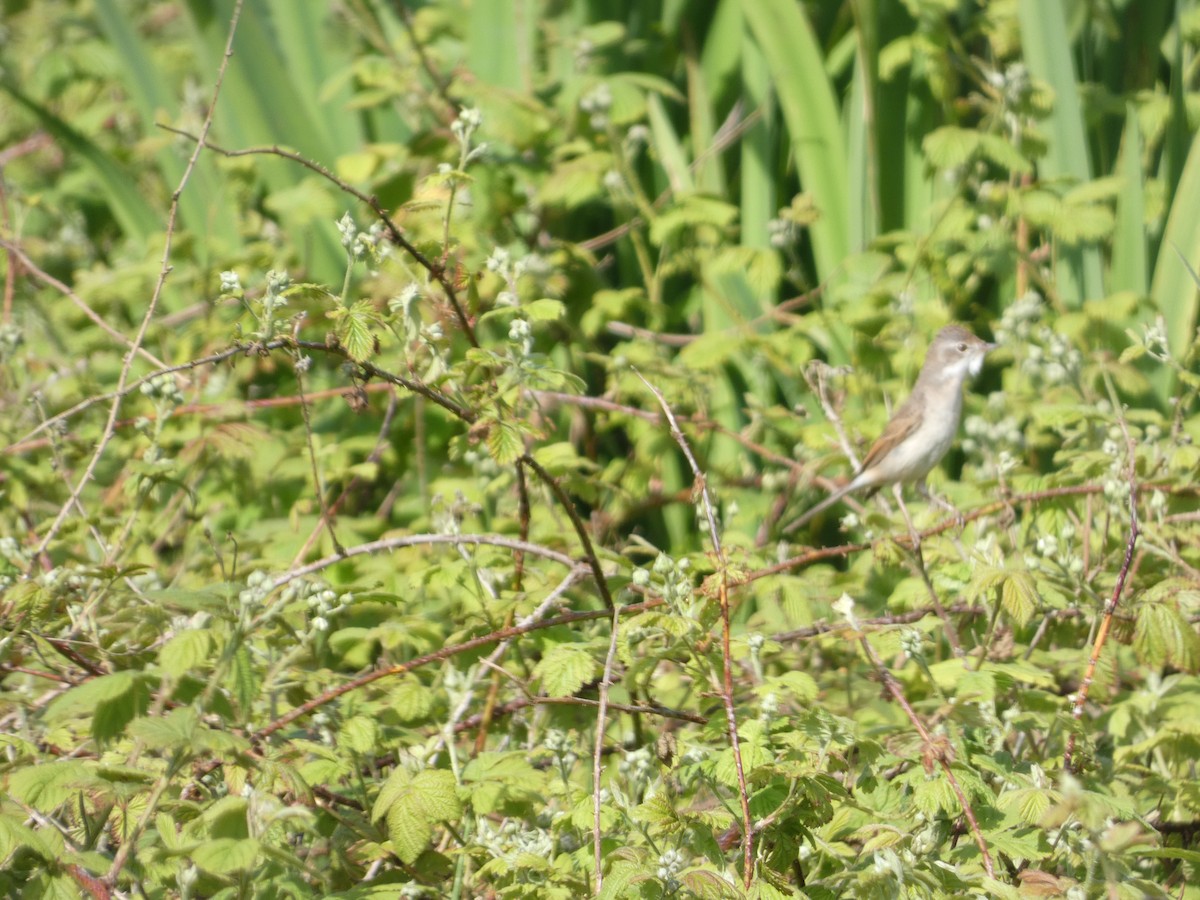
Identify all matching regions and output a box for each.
[0,237,169,369]
[1063,416,1140,773]
[457,695,706,731]
[296,339,474,422]
[521,453,616,610]
[102,2,245,885]
[634,368,754,887]
[593,603,622,892]
[252,599,661,742]
[837,596,995,878]
[158,125,479,348]
[579,106,762,253]
[388,0,460,114]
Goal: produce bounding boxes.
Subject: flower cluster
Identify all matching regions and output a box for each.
[336,211,392,265]
[631,553,695,617]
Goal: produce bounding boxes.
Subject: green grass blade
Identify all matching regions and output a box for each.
[1017,0,1104,306]
[739,27,773,250]
[685,47,724,197]
[743,0,848,281]
[846,54,871,251]
[266,0,365,149]
[647,94,694,196]
[1111,105,1147,296]
[0,78,160,241]
[93,0,239,252]
[1149,130,1200,392]
[466,0,531,92]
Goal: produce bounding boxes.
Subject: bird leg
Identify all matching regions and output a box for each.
[915,481,964,527]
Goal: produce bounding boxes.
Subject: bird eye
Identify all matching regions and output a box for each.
[957,343,968,352]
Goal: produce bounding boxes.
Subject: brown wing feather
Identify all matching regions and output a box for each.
[857,399,922,473]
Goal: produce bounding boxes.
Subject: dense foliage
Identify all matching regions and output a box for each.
[3,0,1200,897]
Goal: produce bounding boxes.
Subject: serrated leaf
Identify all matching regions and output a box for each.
[999,786,1054,824]
[1119,342,1147,363]
[7,760,92,811]
[190,837,260,875]
[923,126,980,170]
[534,644,597,697]
[648,194,738,246]
[764,670,818,703]
[532,441,589,475]
[979,133,1033,174]
[335,299,381,362]
[339,716,380,755]
[159,629,212,678]
[538,150,613,208]
[386,801,432,866]
[390,676,435,723]
[46,671,149,743]
[461,751,545,815]
[486,419,525,464]
[524,298,565,321]
[155,813,181,851]
[0,816,55,863]
[374,768,461,865]
[1134,601,1199,670]
[229,644,259,717]
[412,769,461,821]
[128,707,199,751]
[1001,571,1038,627]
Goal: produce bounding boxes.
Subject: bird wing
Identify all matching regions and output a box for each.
[858,399,922,475]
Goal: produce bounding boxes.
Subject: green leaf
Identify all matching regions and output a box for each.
[923,126,981,170]
[534,644,597,698]
[339,716,380,755]
[335,299,382,363]
[486,419,525,465]
[1134,600,1199,670]
[531,441,591,475]
[998,786,1054,825]
[648,193,738,246]
[7,760,93,812]
[462,752,545,815]
[159,629,213,678]
[229,644,259,717]
[0,815,55,863]
[190,837,260,875]
[373,768,462,865]
[386,802,433,867]
[128,707,200,751]
[1000,570,1038,627]
[743,0,848,279]
[46,671,150,743]
[524,298,566,322]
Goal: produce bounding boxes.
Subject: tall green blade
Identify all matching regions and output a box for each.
[1111,106,1147,296]
[0,78,160,242]
[1017,0,1104,306]
[1150,131,1200,389]
[743,0,849,282]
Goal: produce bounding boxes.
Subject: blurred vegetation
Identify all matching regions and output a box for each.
[2,0,1200,896]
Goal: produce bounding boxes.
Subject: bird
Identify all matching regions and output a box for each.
[785,325,996,531]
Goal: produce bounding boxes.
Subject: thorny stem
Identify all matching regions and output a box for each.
[1063,413,1140,773]
[159,126,480,349]
[635,369,755,887]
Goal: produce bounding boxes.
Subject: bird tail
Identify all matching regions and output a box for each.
[782,480,859,533]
